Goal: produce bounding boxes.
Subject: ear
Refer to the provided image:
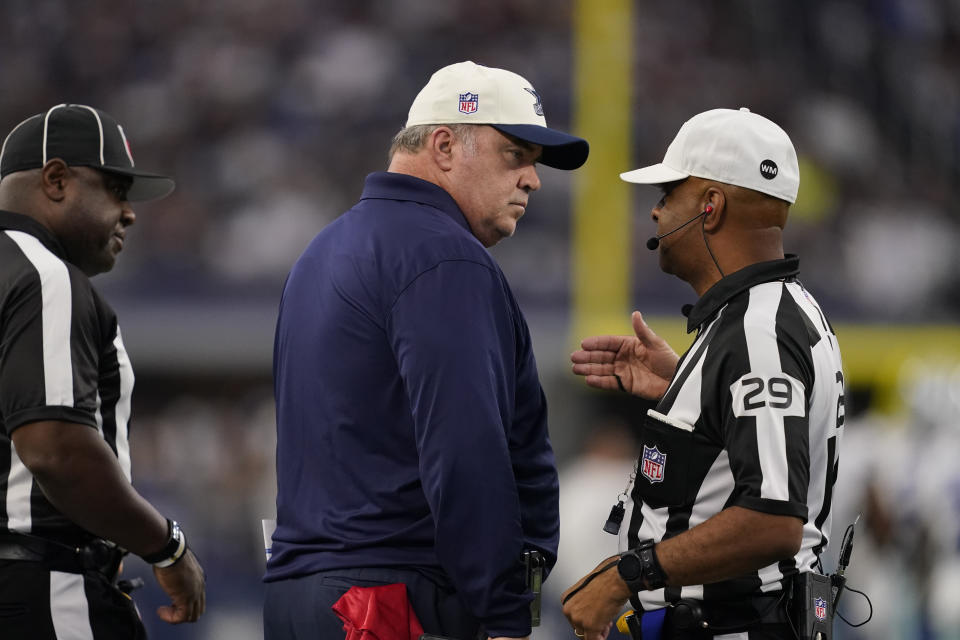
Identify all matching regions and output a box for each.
[40,159,69,203]
[701,187,726,233]
[428,126,456,171]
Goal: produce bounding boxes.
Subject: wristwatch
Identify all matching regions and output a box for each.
[140,519,188,568]
[617,539,667,593]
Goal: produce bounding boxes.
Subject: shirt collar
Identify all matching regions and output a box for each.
[0,210,67,259]
[684,255,801,333]
[360,172,471,234]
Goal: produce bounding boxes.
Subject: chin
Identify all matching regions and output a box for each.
[658,253,674,276]
[498,223,518,239]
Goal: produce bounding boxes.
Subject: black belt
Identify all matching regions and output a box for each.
[663,592,790,635]
[0,533,124,579]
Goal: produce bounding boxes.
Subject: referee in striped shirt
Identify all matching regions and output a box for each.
[0,105,205,638]
[562,109,844,639]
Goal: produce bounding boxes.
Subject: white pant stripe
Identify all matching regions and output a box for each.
[49,571,94,640]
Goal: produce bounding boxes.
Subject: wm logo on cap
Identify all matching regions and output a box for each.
[759,159,779,179]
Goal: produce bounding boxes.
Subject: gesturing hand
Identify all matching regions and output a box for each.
[571,311,679,401]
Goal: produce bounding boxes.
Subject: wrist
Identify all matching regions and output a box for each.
[617,540,668,593]
[140,519,188,568]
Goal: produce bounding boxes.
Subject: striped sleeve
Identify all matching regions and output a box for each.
[0,231,101,434]
[719,282,812,519]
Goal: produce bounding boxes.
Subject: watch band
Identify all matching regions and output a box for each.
[618,539,668,593]
[140,519,188,568]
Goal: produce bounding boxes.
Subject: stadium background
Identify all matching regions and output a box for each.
[2,0,959,638]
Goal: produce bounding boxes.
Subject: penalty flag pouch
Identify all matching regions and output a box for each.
[632,410,695,509]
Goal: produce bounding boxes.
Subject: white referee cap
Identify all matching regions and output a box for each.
[620,108,800,203]
[405,61,589,170]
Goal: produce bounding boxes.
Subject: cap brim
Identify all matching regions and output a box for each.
[492,124,589,170]
[619,163,689,185]
[102,166,176,202]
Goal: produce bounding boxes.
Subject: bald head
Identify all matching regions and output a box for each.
[717,182,790,231]
[0,160,137,276]
[650,176,791,295]
[688,177,789,280]
[0,168,54,221]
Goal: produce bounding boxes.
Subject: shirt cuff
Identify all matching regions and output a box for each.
[729,496,808,522]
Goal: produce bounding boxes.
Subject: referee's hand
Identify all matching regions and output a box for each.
[153,548,206,624]
[571,311,679,400]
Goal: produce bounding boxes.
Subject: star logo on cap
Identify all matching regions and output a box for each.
[523,88,543,116]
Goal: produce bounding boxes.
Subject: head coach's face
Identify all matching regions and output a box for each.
[0,104,175,276]
[435,124,542,247]
[391,61,589,248]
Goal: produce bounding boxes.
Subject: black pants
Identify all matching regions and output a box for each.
[0,560,146,640]
[263,566,482,640]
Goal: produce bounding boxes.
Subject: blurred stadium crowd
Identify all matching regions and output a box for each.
[2,0,959,638]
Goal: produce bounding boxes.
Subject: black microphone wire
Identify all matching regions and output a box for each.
[702,214,725,278]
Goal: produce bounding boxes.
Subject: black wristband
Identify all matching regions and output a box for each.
[618,539,668,593]
[140,519,187,567]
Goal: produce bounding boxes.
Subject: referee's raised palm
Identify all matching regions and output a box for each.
[571,311,679,400]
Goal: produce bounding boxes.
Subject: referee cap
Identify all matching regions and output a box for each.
[621,108,799,203]
[405,61,589,170]
[0,104,174,202]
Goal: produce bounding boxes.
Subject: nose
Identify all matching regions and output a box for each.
[121,202,136,227]
[519,164,541,193]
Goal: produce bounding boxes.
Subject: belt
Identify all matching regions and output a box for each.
[0,533,124,579]
[663,592,790,634]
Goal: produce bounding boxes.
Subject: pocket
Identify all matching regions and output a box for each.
[83,572,147,640]
[631,410,695,509]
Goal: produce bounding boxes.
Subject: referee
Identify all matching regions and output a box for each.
[562,108,844,639]
[0,105,205,638]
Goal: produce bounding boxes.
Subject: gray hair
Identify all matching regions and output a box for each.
[389,123,477,160]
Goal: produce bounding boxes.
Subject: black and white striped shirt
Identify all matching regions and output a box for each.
[0,210,134,544]
[625,256,844,609]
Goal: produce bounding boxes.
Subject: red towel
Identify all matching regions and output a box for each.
[332,583,425,640]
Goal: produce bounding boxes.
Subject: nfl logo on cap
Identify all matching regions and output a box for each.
[459,92,478,114]
[814,596,827,622]
[641,445,666,484]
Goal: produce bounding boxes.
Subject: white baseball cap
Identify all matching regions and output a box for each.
[405,61,589,170]
[620,108,799,203]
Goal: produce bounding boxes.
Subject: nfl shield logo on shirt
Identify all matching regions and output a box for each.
[459,92,479,114]
[814,596,827,621]
[640,445,666,483]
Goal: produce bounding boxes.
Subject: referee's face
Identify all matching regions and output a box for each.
[651,178,706,277]
[58,166,135,276]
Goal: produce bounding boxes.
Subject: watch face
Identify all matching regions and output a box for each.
[618,552,642,580]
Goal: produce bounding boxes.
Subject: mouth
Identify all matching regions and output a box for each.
[112,233,125,250]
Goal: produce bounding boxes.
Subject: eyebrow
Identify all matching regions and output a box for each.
[101,171,133,188]
[502,135,543,163]
[659,179,685,195]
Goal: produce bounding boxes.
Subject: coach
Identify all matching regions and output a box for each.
[562,108,845,639]
[264,61,588,640]
[0,105,205,638]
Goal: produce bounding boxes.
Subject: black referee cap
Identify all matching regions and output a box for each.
[0,104,174,202]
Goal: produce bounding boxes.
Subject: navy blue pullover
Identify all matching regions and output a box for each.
[267,172,560,637]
